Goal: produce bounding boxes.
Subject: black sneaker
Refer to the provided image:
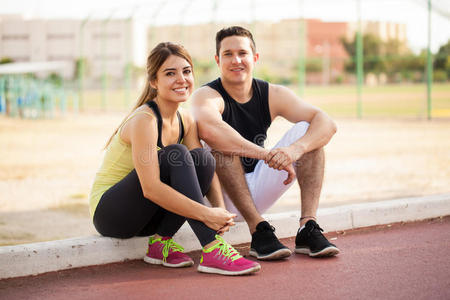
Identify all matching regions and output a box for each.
[295,220,340,257]
[249,221,292,260]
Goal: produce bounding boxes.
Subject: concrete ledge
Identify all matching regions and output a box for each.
[1,194,449,279]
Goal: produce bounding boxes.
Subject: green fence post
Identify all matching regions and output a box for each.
[78,17,89,112]
[426,0,433,120]
[356,0,363,119]
[297,0,306,99]
[124,14,133,109]
[101,17,108,111]
[250,0,256,32]
[0,77,5,115]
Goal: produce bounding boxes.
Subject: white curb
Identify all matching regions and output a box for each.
[1,194,449,279]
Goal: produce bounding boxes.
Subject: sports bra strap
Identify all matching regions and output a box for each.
[177,110,185,143]
[146,101,185,148]
[146,101,164,148]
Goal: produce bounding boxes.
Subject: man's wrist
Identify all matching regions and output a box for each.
[256,147,270,160]
[289,143,307,161]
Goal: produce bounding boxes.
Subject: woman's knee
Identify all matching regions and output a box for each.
[190,148,216,195]
[190,148,216,171]
[158,144,192,167]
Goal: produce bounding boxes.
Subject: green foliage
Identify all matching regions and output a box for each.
[0,57,14,64]
[47,73,63,87]
[434,39,450,71]
[339,34,450,82]
[192,58,217,85]
[131,64,145,78]
[192,58,216,74]
[433,70,448,82]
[255,66,293,85]
[123,63,144,81]
[384,54,426,82]
[305,58,323,72]
[74,57,90,79]
[341,33,385,74]
[255,66,277,83]
[446,57,450,77]
[333,75,344,84]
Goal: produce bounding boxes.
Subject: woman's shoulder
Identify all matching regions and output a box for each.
[129,106,157,123]
[120,106,158,143]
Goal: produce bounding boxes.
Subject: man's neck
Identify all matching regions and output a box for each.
[220,77,253,103]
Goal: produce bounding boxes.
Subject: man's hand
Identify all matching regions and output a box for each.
[265,146,304,170]
[282,164,296,185]
[265,146,304,185]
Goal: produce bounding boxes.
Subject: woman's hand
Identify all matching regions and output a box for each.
[217,222,235,236]
[203,207,236,232]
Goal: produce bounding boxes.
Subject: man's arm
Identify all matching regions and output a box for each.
[191,86,268,160]
[265,84,337,170]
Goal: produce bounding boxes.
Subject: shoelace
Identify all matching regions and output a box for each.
[150,237,184,262]
[266,225,276,232]
[257,223,276,234]
[207,235,242,262]
[306,222,324,236]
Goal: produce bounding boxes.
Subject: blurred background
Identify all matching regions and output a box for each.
[0,0,449,245]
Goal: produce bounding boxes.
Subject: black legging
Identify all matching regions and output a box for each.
[93,144,217,247]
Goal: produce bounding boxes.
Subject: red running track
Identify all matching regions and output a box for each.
[1,217,449,300]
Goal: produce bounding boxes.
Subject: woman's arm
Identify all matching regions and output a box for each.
[124,113,233,231]
[181,111,225,209]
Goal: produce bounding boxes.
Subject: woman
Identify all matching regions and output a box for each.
[89,42,260,276]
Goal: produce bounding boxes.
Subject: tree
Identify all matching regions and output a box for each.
[341,33,384,74]
[47,73,63,87]
[74,57,90,80]
[434,39,450,77]
[0,57,14,64]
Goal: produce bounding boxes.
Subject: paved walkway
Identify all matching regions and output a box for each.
[1,217,449,300]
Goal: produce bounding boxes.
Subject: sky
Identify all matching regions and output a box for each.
[1,0,449,53]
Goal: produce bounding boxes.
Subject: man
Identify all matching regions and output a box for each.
[192,26,339,260]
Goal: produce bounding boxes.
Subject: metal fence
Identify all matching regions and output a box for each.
[0,0,449,118]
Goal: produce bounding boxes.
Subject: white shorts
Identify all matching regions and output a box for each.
[222,121,310,220]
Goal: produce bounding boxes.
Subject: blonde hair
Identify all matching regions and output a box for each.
[104,42,194,148]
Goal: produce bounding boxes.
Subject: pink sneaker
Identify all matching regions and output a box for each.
[197,235,261,276]
[144,236,194,268]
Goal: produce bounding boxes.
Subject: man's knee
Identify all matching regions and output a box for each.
[296,147,324,168]
[291,121,310,141]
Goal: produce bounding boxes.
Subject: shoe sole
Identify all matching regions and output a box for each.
[249,248,292,260]
[295,246,340,257]
[143,256,194,268]
[197,264,261,276]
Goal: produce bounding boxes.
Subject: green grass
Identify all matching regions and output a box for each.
[64,83,450,118]
[293,83,450,118]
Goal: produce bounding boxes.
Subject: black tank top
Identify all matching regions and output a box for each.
[145,101,185,149]
[206,78,271,173]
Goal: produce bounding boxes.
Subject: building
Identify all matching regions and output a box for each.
[0,15,407,84]
[148,19,350,84]
[148,18,408,84]
[0,15,137,81]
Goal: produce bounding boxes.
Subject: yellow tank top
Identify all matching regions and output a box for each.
[88,107,184,217]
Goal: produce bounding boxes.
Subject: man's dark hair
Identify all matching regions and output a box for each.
[215,26,256,56]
